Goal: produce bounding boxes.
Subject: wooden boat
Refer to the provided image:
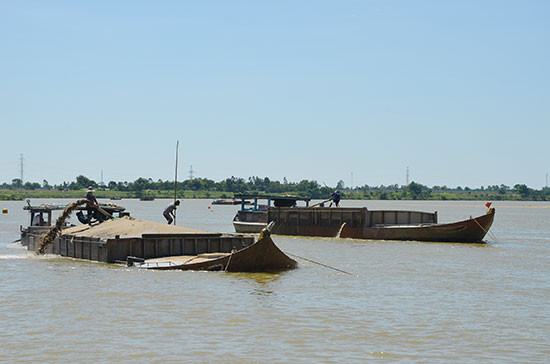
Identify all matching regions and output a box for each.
[354,208,495,243]
[270,207,495,243]
[130,224,297,272]
[211,198,241,205]
[233,200,496,243]
[233,214,268,233]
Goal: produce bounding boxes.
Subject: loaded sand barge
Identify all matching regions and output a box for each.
[22,204,295,272]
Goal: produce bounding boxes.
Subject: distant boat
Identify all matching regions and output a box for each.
[211,198,240,205]
[140,196,155,201]
[110,197,122,200]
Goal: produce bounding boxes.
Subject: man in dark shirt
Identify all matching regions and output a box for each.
[163,200,180,224]
[86,186,99,224]
[330,190,341,207]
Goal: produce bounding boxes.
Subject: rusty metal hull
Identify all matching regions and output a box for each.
[140,234,297,272]
[268,207,495,243]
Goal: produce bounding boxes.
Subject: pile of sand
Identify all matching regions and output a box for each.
[61,216,212,239]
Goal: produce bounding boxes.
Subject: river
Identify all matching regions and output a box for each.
[1,198,549,363]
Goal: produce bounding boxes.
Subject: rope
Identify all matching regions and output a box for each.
[224,250,235,272]
[285,252,353,275]
[472,216,498,242]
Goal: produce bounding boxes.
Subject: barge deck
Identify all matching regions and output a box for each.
[26,216,254,264]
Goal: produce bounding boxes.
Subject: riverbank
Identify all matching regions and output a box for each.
[0,189,533,201]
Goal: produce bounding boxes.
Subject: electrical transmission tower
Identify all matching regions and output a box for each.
[189,165,194,180]
[19,154,24,185]
[406,166,409,185]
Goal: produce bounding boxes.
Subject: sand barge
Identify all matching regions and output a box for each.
[31,216,254,264]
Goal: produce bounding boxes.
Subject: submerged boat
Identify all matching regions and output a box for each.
[131,224,297,272]
[232,195,496,243]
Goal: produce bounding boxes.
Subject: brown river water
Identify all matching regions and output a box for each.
[1,199,549,363]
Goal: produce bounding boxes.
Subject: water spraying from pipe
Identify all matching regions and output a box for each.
[37,199,89,254]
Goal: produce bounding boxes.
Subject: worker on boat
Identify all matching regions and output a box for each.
[163,200,180,225]
[330,190,341,207]
[85,186,99,224]
[33,212,44,226]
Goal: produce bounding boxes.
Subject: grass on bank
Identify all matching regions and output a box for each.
[0,189,530,201]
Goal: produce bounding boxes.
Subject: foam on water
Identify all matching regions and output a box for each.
[0,254,31,260]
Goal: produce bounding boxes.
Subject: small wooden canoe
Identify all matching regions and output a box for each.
[132,227,297,272]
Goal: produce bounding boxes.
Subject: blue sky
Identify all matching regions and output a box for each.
[1,1,549,188]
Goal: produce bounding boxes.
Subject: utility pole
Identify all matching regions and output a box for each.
[351,172,353,190]
[189,165,194,180]
[174,141,179,226]
[19,154,24,186]
[101,170,104,186]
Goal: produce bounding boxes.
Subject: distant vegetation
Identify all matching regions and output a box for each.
[1,175,549,201]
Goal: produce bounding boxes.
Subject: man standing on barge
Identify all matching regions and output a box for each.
[85,186,99,224]
[330,190,341,207]
[163,200,180,224]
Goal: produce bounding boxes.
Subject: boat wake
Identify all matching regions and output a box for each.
[0,254,32,260]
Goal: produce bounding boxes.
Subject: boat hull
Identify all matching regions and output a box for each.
[233,212,268,233]
[262,207,495,243]
[270,208,496,243]
[137,233,297,272]
[233,221,268,233]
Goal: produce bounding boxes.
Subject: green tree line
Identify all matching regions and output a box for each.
[2,176,550,201]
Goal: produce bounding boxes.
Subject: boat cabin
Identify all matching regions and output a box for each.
[234,193,311,211]
[20,200,128,247]
[232,194,312,233]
